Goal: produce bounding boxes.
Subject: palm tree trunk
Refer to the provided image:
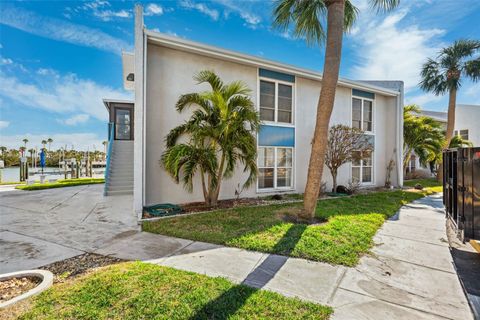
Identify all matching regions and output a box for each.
[302,0,345,220]
[438,87,457,182]
[445,87,457,147]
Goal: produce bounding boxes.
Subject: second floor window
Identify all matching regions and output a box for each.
[459,129,469,140]
[352,97,373,132]
[260,80,293,124]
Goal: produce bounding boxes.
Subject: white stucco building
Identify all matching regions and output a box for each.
[105,6,405,218]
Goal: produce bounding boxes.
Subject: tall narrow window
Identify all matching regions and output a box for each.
[352,98,362,130]
[278,84,292,123]
[257,147,274,189]
[352,97,374,132]
[260,81,275,122]
[259,80,294,124]
[258,147,293,190]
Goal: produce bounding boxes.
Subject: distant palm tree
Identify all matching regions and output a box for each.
[47,138,53,151]
[403,105,443,171]
[272,0,400,220]
[41,140,47,149]
[420,39,480,148]
[102,141,107,159]
[162,70,260,206]
[19,146,26,156]
[22,138,28,149]
[0,146,6,156]
[28,148,35,167]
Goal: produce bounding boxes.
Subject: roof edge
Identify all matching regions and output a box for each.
[145,30,401,97]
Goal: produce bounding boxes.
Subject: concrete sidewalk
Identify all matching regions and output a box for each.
[132,194,470,320]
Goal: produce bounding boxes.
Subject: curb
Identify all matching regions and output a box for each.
[0,269,54,308]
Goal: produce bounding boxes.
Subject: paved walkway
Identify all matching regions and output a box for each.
[0,187,474,319]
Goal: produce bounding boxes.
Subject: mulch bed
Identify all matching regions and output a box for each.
[39,253,125,283]
[0,277,41,303]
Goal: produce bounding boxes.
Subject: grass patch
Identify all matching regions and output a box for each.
[144,190,429,266]
[16,178,104,191]
[403,178,443,193]
[0,181,25,185]
[15,262,331,320]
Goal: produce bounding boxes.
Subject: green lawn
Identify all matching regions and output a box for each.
[16,178,104,191]
[16,262,331,320]
[144,190,429,266]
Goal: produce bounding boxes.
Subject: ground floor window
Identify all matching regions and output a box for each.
[352,151,373,184]
[258,147,293,190]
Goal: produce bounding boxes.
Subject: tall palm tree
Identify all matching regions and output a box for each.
[41,139,47,151]
[47,138,53,151]
[102,141,107,160]
[420,39,480,148]
[22,138,28,149]
[273,0,400,220]
[162,70,260,206]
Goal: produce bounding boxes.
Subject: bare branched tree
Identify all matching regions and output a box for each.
[325,124,372,192]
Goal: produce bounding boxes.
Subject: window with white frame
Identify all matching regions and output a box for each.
[259,80,293,124]
[258,147,293,189]
[352,97,373,132]
[459,129,469,140]
[352,150,373,184]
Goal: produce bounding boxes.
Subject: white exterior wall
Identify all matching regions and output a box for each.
[144,42,400,205]
[455,104,480,147]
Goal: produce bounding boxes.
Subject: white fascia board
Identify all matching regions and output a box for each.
[145,30,400,97]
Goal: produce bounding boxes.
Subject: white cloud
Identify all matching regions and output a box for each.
[180,1,219,21]
[0,120,9,129]
[0,6,131,55]
[348,6,445,92]
[213,0,261,27]
[0,133,105,151]
[145,3,164,16]
[1,58,13,65]
[58,114,91,126]
[406,92,444,107]
[0,68,131,121]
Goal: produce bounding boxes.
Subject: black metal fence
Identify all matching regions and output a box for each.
[443,147,480,241]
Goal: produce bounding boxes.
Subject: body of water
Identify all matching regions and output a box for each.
[0,167,105,182]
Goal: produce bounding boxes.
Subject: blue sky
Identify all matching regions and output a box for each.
[0,0,479,150]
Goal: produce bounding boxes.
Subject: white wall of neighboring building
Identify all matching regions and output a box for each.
[141,41,402,205]
[455,104,480,147]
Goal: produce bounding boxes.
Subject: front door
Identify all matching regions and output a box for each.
[114,108,132,140]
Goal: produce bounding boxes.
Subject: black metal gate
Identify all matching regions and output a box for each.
[443,147,480,240]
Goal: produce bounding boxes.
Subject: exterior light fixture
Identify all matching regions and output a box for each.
[126,73,134,81]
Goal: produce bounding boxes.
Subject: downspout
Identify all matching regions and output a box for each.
[396,84,404,187]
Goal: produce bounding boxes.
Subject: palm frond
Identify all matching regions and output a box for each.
[369,0,400,13]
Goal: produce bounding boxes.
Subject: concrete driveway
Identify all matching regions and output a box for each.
[0,184,138,273]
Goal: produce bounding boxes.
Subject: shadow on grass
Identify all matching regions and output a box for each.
[189,224,307,320]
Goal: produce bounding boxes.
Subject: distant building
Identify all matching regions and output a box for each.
[406,104,480,176]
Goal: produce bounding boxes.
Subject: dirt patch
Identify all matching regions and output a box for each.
[39,253,125,283]
[0,277,41,303]
[275,207,326,225]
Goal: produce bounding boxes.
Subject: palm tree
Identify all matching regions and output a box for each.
[162,70,260,206]
[273,0,400,220]
[22,138,28,148]
[420,39,480,147]
[19,146,26,156]
[41,139,47,150]
[28,148,35,167]
[47,138,53,151]
[102,141,107,160]
[403,105,444,172]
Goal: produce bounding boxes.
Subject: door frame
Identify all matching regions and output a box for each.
[114,107,133,140]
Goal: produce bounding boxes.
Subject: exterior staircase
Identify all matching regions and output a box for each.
[104,140,133,196]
